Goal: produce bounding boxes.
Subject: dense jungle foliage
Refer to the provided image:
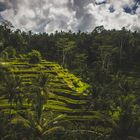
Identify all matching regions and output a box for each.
[0,21,140,140]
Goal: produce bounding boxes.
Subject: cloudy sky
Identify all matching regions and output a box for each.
[0,0,140,33]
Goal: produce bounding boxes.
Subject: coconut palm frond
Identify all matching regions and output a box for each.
[10,115,31,129]
[42,126,65,136]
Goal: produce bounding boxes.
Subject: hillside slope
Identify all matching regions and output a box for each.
[0,59,100,121]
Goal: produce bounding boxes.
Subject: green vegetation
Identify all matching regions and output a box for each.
[0,58,93,140]
[0,22,140,139]
[28,50,42,64]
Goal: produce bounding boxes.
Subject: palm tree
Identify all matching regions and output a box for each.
[28,72,50,121]
[8,110,65,140]
[3,74,24,106]
[1,72,65,140]
[0,104,65,140]
[110,95,140,140]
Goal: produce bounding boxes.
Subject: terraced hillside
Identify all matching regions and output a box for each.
[0,59,101,121]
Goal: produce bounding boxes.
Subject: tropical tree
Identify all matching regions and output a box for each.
[2,74,24,106]
[56,38,76,67]
[28,50,42,64]
[28,73,50,121]
[8,110,65,140]
[110,95,140,140]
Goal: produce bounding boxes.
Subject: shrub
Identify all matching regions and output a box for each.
[28,50,42,64]
[1,47,16,59]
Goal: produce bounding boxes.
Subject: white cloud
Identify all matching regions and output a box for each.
[0,0,140,33]
[96,0,106,4]
[85,2,140,31]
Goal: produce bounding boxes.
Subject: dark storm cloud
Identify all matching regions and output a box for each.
[0,2,7,12]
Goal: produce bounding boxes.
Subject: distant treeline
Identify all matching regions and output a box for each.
[0,22,140,82]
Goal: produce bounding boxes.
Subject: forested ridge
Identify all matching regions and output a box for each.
[0,21,140,140]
